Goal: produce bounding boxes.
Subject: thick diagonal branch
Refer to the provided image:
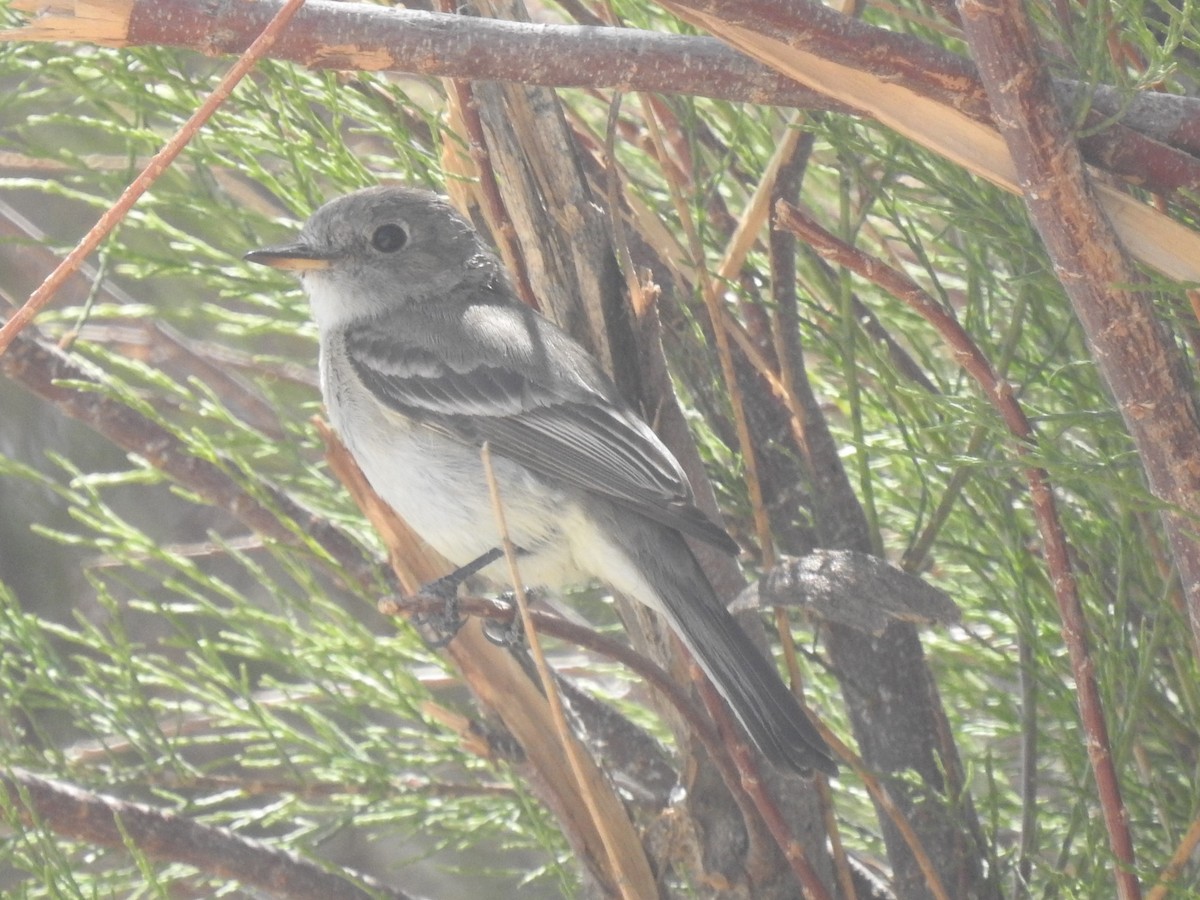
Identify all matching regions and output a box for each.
[1,769,415,900]
[961,0,1200,655]
[954,0,1193,896]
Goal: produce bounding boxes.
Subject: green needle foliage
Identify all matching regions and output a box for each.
[1,0,1199,896]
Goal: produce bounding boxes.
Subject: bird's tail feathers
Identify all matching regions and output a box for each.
[628,529,838,776]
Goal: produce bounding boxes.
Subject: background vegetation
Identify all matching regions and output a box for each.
[1,0,1199,897]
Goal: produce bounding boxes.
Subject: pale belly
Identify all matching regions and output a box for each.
[322,350,593,590]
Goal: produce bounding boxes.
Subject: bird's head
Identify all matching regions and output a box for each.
[245,186,499,330]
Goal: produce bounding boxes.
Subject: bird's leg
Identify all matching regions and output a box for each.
[481,586,543,647]
[414,547,504,647]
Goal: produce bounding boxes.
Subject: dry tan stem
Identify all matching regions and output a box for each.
[387,591,809,883]
[440,51,540,311]
[1146,815,1200,900]
[715,116,806,283]
[639,98,776,564]
[319,423,653,897]
[480,443,656,900]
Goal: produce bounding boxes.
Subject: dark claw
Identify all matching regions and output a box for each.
[482,598,524,647]
[482,585,545,646]
[412,575,465,647]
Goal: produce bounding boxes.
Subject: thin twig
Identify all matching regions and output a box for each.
[597,93,805,872]
[694,676,833,898]
[636,101,841,891]
[0,324,387,594]
[638,98,775,565]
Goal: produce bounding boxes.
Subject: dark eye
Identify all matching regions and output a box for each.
[371,223,408,253]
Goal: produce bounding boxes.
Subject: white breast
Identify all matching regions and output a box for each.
[318,333,589,591]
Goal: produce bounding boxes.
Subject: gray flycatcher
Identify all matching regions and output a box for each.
[245,185,836,776]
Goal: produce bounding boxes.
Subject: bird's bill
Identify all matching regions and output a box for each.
[244,243,334,271]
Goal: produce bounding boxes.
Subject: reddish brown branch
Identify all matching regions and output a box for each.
[657,0,1200,193]
[776,203,1031,440]
[8,0,1200,192]
[662,0,985,113]
[1,769,412,900]
[775,199,1141,900]
[961,0,1200,887]
[696,679,832,900]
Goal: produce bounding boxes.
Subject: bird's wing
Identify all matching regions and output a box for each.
[343,305,737,553]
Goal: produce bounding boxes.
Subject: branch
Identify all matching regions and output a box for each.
[776,198,1142,900]
[387,590,831,895]
[656,0,1200,283]
[3,0,839,110]
[6,0,1200,195]
[0,323,388,594]
[653,0,1200,194]
[1,769,416,900]
[735,550,961,635]
[956,7,1193,894]
[980,0,1200,825]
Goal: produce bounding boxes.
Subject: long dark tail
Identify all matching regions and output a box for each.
[627,525,838,776]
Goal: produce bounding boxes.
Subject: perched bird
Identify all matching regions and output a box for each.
[245,186,836,775]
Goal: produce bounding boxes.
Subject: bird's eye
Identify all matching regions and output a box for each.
[371,223,408,253]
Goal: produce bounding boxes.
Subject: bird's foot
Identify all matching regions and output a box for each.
[481,586,545,647]
[411,548,505,647]
[412,576,464,648]
[482,594,523,647]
